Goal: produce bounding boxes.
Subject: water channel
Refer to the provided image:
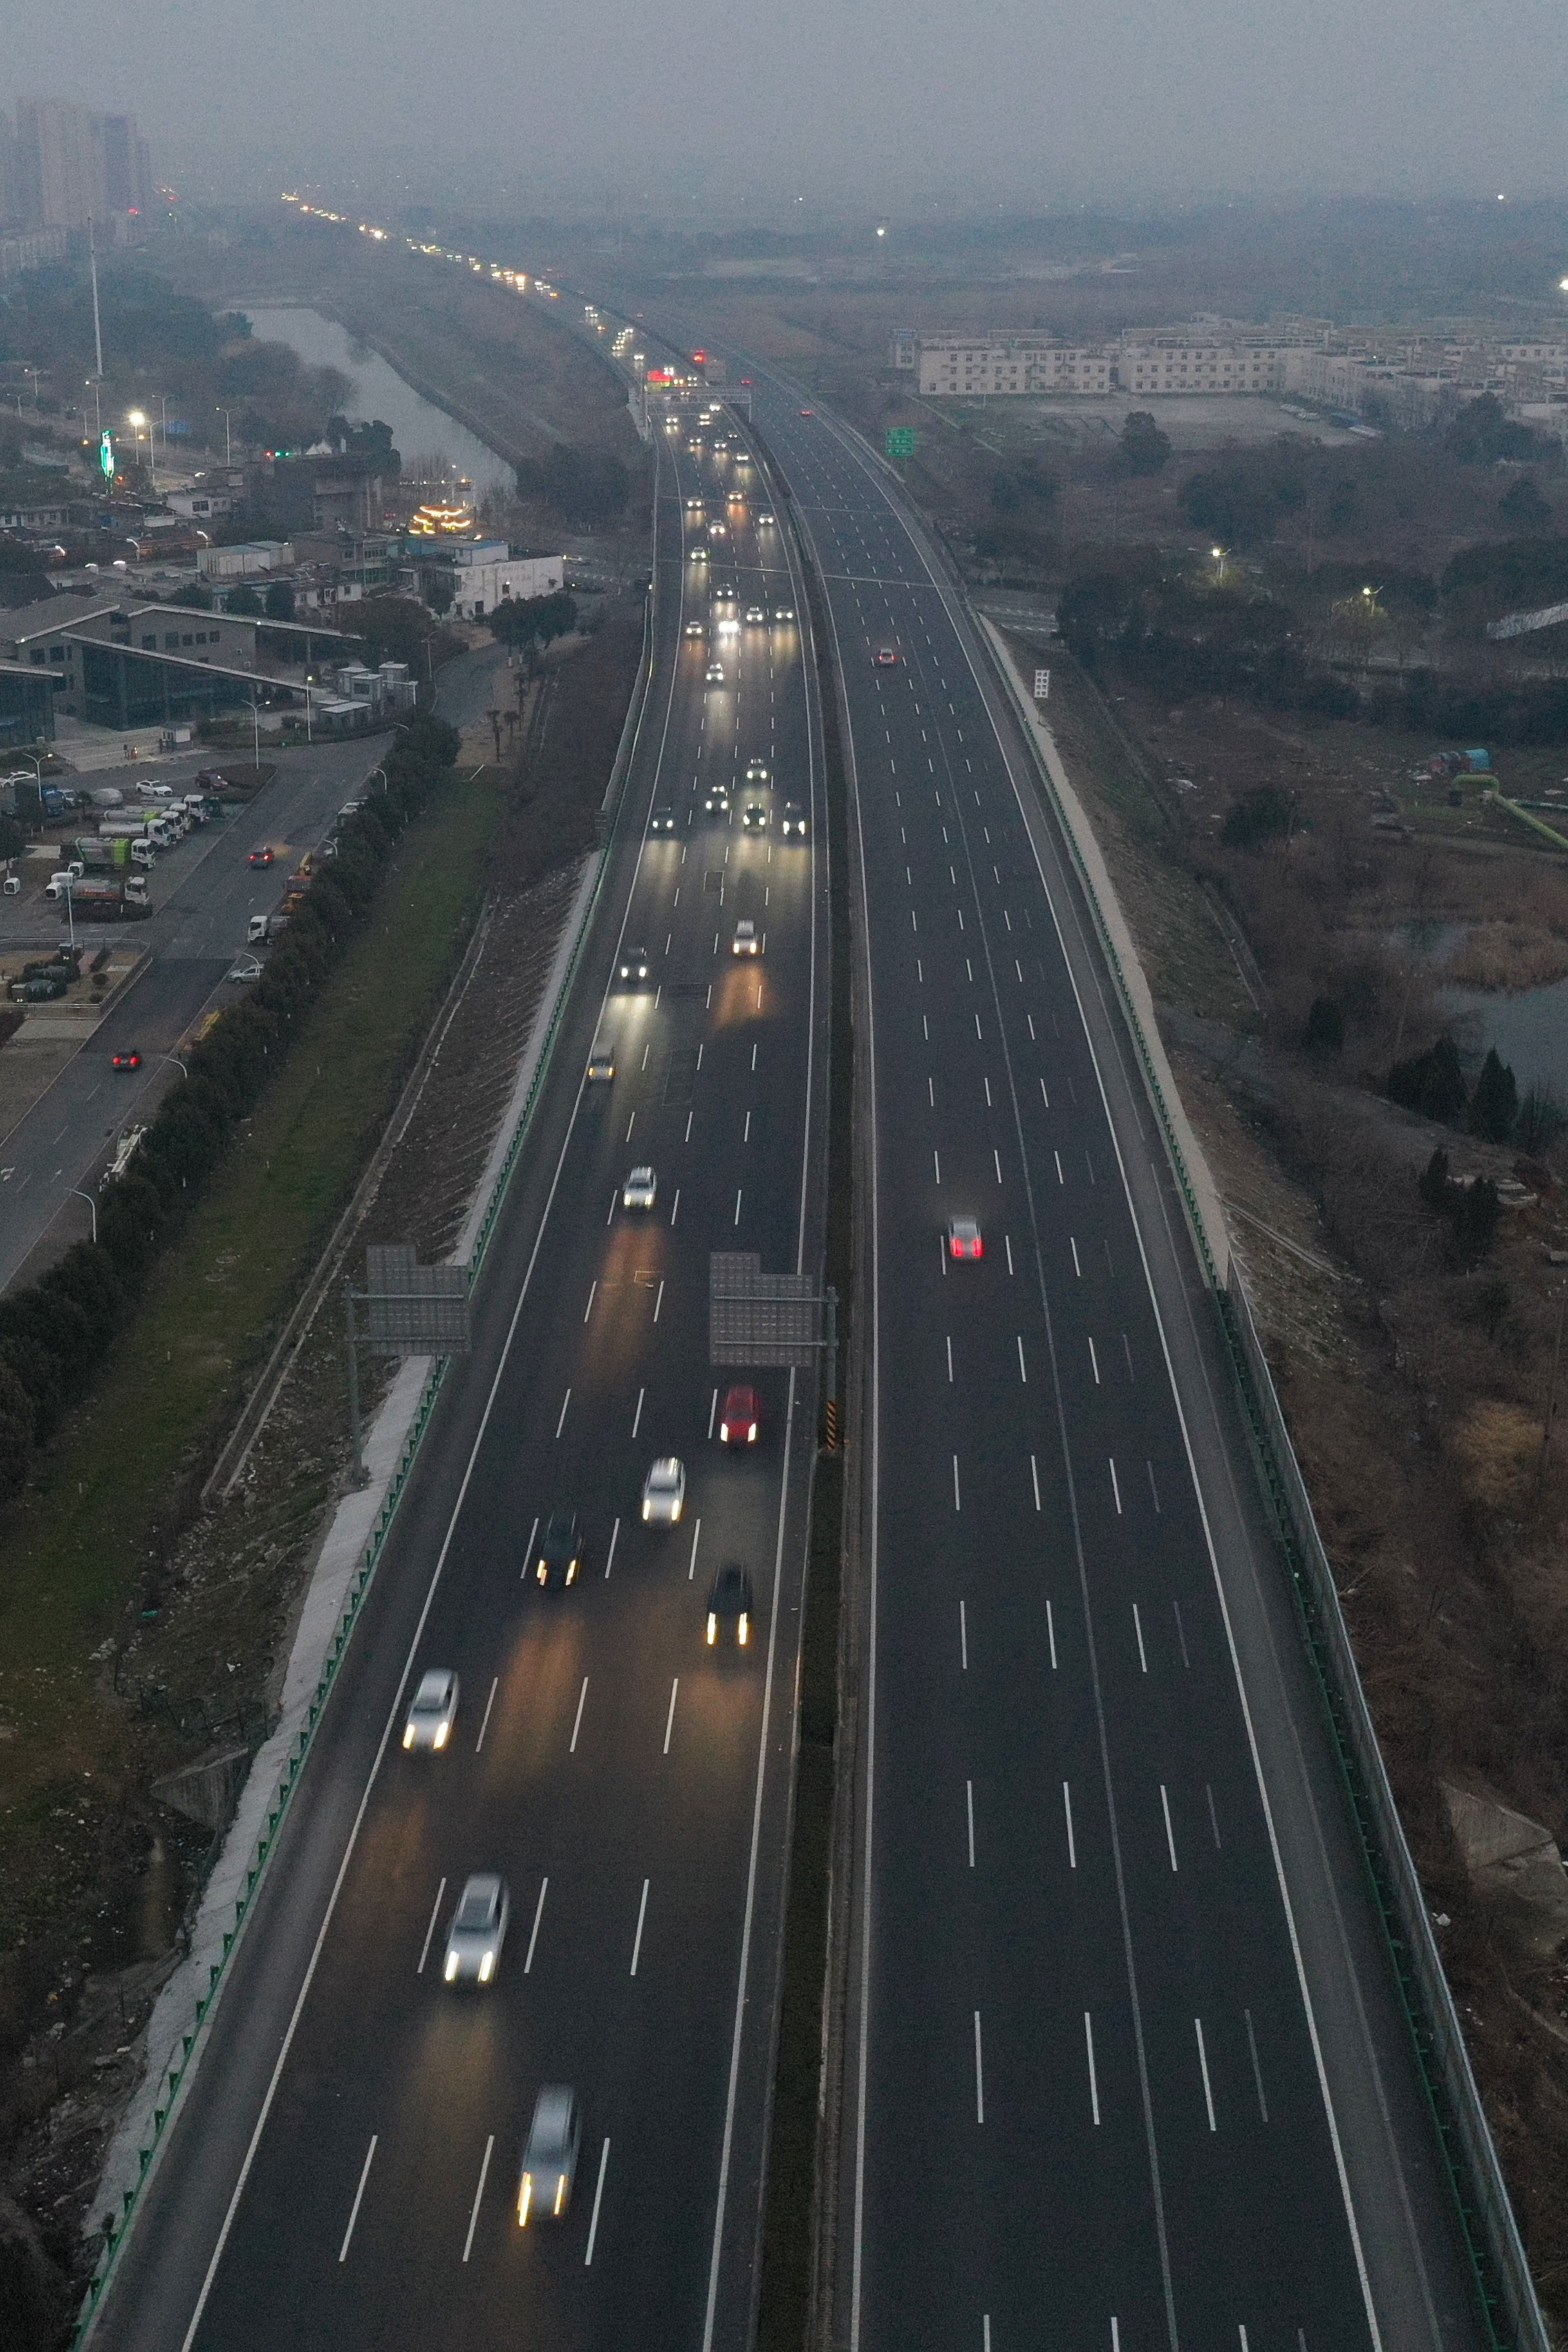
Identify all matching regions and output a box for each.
[239,305,514,497]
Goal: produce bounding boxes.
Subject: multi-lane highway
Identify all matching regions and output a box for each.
[731,388,1484,2351]
[88,431,829,2349]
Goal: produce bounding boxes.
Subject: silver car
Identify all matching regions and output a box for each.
[519,2086,582,2225]
[442,1874,510,1986]
[641,1456,687,1525]
[402,1669,458,1753]
[622,1165,657,1210]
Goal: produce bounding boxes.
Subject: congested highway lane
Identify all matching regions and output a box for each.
[743,394,1481,2351]
[88,429,828,2352]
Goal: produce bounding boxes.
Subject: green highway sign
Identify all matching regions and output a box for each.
[885,427,916,459]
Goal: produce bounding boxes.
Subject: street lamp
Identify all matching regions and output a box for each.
[127,409,153,490]
[69,1188,98,1244]
[244,698,263,769]
[1211,545,1227,581]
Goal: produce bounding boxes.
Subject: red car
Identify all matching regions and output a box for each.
[948,1217,983,1261]
[798,407,814,418]
[248,845,275,868]
[111,1047,142,1072]
[719,1383,760,1444]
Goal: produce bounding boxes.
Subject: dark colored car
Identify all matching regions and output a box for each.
[533,1510,584,1587]
[248,845,275,867]
[706,1562,754,1645]
[111,1047,142,1071]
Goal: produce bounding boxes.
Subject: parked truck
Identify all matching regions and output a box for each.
[247,908,292,944]
[63,877,151,922]
[74,834,131,870]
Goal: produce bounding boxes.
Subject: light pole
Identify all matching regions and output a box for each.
[128,409,152,491]
[244,698,262,769]
[69,1188,97,1244]
[1211,545,1227,582]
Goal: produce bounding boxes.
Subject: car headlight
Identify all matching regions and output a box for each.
[748,1423,757,1441]
[434,1724,448,1748]
[537,1560,547,1581]
[519,2174,533,2226]
[707,1614,718,1644]
[403,1726,415,1748]
[738,1614,750,1644]
[444,1952,459,1981]
[554,2172,568,2216]
[642,1502,651,1521]
[478,1951,494,1983]
[720,1425,729,1442]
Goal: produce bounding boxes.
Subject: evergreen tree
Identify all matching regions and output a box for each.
[1467,1047,1518,1144]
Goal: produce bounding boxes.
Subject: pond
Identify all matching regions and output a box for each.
[1397,921,1568,1101]
[239,305,514,497]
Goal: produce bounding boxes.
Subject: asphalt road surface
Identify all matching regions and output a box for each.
[0,735,391,1292]
[738,387,1486,2352]
[88,433,829,2350]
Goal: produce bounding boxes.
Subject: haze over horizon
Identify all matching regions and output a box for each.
[5,0,1567,218]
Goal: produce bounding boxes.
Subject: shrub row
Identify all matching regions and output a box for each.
[0,711,462,1502]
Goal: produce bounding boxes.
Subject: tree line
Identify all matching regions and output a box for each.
[0,711,462,1502]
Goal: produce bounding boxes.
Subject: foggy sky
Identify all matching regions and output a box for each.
[7,0,1567,213]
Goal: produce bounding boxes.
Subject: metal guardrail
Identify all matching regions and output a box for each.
[465,583,655,1280]
[77,1350,449,2334]
[79,562,662,2345]
[978,626,1547,2352]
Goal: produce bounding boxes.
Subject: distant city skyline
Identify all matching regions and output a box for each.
[0,95,153,234]
[6,0,1568,217]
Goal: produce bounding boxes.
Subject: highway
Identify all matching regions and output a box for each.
[0,734,390,1292]
[88,428,829,2349]
[734,389,1484,2350]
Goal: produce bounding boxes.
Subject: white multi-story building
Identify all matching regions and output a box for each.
[914,335,1112,397]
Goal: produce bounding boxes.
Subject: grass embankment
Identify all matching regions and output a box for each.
[0,767,500,1938]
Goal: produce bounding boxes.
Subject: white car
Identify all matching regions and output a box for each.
[773,604,795,621]
[641,1456,687,1524]
[518,2087,581,2226]
[403,1669,459,1751]
[706,662,725,684]
[684,621,705,637]
[745,606,765,624]
[758,510,776,525]
[732,919,760,956]
[442,1874,510,1985]
[745,760,769,783]
[622,1165,657,1209]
